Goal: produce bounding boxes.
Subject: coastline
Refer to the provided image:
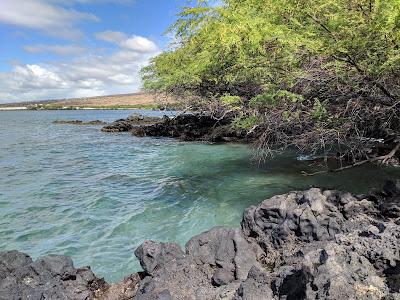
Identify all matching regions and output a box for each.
[1,0,399,299]
[0,92,178,111]
[2,110,400,299]
[102,113,254,143]
[2,182,399,299]
[0,105,164,111]
[0,107,28,111]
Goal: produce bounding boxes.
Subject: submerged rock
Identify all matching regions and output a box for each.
[1,182,400,299]
[53,120,107,125]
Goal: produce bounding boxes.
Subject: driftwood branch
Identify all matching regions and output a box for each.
[302,143,400,176]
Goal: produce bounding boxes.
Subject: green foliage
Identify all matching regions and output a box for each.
[142,0,305,97]
[233,115,259,130]
[311,99,327,120]
[275,91,304,103]
[249,92,277,108]
[143,0,400,101]
[141,0,400,156]
[220,94,242,107]
[249,90,304,108]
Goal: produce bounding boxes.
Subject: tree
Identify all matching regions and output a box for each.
[142,0,400,166]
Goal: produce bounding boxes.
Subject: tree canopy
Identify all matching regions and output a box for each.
[142,0,400,163]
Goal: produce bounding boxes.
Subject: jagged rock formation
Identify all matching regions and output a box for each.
[133,228,263,299]
[1,182,399,299]
[133,183,400,299]
[0,251,106,300]
[0,251,140,300]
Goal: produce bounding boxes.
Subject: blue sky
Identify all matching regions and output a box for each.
[0,0,188,103]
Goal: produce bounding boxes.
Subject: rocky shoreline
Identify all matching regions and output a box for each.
[101,113,252,143]
[1,181,399,299]
[101,113,400,168]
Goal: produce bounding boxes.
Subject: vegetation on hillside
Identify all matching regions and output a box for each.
[142,0,400,166]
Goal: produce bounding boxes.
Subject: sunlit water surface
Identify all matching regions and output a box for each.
[0,110,399,282]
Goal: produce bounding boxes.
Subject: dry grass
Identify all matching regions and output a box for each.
[54,93,162,108]
[0,92,176,110]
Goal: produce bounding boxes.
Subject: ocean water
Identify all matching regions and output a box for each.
[0,110,398,282]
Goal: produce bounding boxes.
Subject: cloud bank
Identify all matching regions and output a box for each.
[0,1,161,103]
[0,35,159,103]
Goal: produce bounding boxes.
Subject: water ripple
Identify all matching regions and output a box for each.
[0,110,398,282]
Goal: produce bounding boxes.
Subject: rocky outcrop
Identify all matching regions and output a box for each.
[102,113,250,142]
[133,228,263,299]
[239,187,400,299]
[132,182,400,299]
[101,114,162,132]
[130,114,245,142]
[0,251,106,300]
[0,251,141,300]
[1,182,400,299]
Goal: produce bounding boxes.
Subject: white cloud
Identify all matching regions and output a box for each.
[0,34,160,103]
[0,0,99,39]
[96,31,158,53]
[12,65,67,89]
[23,44,86,56]
[122,36,158,53]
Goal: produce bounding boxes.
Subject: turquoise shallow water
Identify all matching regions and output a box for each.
[0,110,399,282]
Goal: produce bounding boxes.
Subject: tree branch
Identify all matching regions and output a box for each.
[302,143,400,176]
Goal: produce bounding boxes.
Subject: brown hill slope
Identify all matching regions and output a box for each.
[0,92,173,110]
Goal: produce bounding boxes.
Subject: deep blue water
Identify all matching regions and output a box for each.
[0,110,398,282]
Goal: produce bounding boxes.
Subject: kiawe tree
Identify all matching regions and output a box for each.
[142,0,400,169]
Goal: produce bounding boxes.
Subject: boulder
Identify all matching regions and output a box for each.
[134,241,185,276]
[133,228,262,299]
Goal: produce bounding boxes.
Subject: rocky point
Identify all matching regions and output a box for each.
[101,113,250,143]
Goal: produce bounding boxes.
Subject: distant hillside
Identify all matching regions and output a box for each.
[0,92,175,110]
